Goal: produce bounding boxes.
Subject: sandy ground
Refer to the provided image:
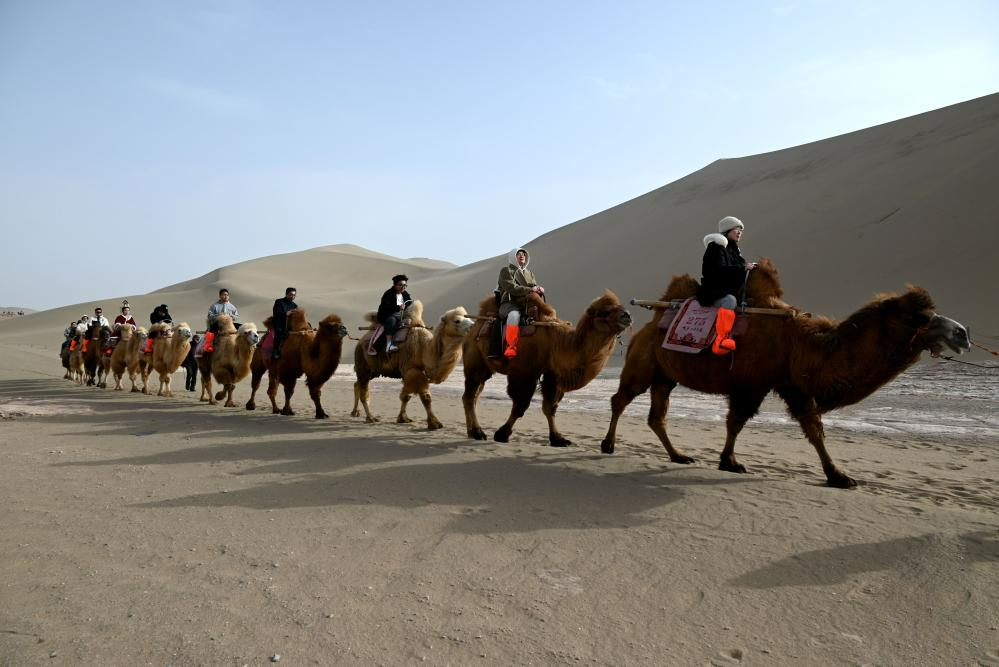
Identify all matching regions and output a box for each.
[1,341,998,667]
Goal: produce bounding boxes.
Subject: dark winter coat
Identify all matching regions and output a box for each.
[377,288,412,325]
[271,298,298,333]
[697,234,748,306]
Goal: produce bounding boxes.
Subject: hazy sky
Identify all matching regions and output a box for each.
[2,1,997,310]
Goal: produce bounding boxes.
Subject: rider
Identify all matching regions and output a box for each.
[377,275,412,353]
[150,304,173,325]
[113,304,137,333]
[91,306,110,328]
[697,216,758,355]
[496,247,544,359]
[204,288,239,353]
[271,287,298,359]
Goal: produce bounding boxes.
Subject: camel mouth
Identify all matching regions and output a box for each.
[926,316,970,356]
[615,310,633,330]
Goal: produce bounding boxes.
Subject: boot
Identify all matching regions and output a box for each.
[204,331,215,353]
[712,307,737,355]
[504,323,520,359]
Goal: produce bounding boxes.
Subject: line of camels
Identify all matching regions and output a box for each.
[59,259,970,488]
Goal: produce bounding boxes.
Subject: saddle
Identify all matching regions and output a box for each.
[475,305,540,340]
[367,321,413,355]
[658,297,749,354]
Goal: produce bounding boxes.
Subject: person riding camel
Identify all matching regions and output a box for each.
[113,304,137,333]
[271,287,298,360]
[496,247,544,359]
[204,288,239,353]
[697,216,758,355]
[377,275,412,353]
[146,304,173,353]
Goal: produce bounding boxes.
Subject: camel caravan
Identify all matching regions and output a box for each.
[55,236,973,488]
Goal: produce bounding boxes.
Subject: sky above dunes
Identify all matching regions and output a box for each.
[1,1,997,311]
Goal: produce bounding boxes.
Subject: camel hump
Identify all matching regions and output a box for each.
[404,300,425,327]
[215,313,237,334]
[363,311,378,325]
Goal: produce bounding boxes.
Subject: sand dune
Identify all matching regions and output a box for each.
[2,95,997,362]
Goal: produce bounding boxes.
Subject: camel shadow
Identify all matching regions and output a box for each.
[730,531,999,588]
[132,443,692,535]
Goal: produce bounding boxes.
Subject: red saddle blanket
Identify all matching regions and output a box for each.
[658,298,749,354]
[260,329,275,357]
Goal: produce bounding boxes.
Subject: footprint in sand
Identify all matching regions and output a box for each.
[977,649,999,666]
[709,648,743,666]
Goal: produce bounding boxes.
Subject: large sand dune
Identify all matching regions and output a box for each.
[2,95,998,358]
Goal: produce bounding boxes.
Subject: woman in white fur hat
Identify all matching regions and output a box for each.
[696,216,758,355]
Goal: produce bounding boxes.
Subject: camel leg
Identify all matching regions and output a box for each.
[718,389,768,475]
[354,379,378,423]
[203,372,215,404]
[307,380,328,419]
[280,379,296,416]
[646,379,695,463]
[246,366,265,411]
[540,373,570,447]
[462,362,492,440]
[404,369,441,430]
[265,374,282,414]
[494,376,536,443]
[776,387,856,488]
[397,369,423,425]
[224,384,237,408]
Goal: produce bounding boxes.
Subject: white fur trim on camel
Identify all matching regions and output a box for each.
[718,216,744,234]
[703,232,729,248]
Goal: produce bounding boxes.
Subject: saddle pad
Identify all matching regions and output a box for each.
[194,334,209,359]
[260,329,275,357]
[367,325,385,355]
[662,298,716,353]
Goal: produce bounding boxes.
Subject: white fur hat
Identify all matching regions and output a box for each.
[718,216,744,234]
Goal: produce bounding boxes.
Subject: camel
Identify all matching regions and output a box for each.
[462,291,632,445]
[108,325,136,390]
[600,259,971,488]
[82,323,112,388]
[66,323,88,384]
[150,322,193,397]
[245,310,350,418]
[352,301,475,429]
[62,322,86,381]
[195,314,261,407]
[125,327,151,393]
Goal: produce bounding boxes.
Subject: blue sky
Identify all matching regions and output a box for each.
[1,1,997,310]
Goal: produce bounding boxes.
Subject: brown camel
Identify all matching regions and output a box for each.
[82,323,112,388]
[462,291,632,445]
[150,322,193,397]
[126,327,152,393]
[196,314,261,407]
[600,259,971,488]
[67,324,87,384]
[108,325,136,390]
[245,310,350,418]
[351,301,475,429]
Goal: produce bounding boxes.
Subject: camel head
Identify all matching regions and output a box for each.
[581,290,632,333]
[436,306,475,338]
[215,313,238,335]
[98,325,113,344]
[174,323,193,343]
[317,314,349,340]
[886,287,970,357]
[134,327,148,347]
[236,322,261,346]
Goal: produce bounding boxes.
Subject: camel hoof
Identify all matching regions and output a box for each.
[549,435,571,448]
[245,402,255,411]
[493,427,511,443]
[349,409,361,418]
[225,402,238,408]
[600,439,615,454]
[827,472,858,489]
[315,411,328,419]
[280,408,295,416]
[671,454,696,465]
[365,416,378,424]
[427,420,443,430]
[719,460,747,474]
[397,416,413,424]
[468,428,487,441]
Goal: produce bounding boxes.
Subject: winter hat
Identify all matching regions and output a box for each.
[718,216,744,234]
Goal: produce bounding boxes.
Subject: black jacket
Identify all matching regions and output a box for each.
[150,307,172,324]
[377,288,411,324]
[272,298,298,332]
[697,236,748,306]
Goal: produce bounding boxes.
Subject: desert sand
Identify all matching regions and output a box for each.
[2,95,999,664]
